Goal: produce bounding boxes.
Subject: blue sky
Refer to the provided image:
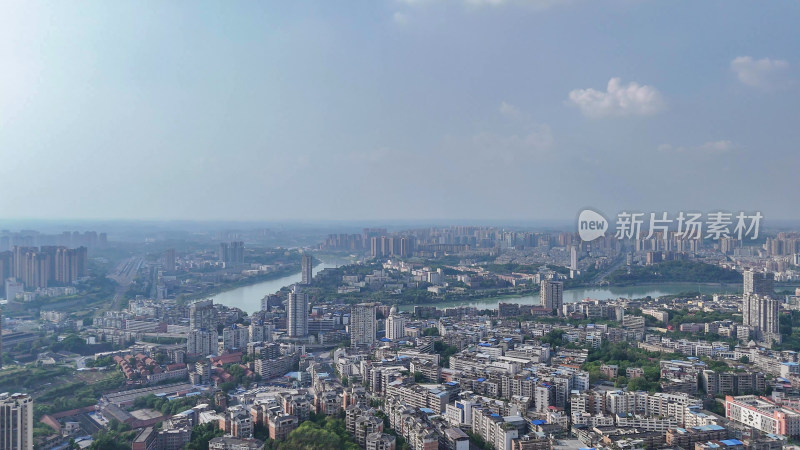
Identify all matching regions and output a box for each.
[1,1,798,222]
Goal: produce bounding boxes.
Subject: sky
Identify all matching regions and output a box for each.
[1,1,799,223]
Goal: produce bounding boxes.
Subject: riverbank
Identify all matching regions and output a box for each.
[396,281,740,312]
[210,261,743,315]
[212,262,339,313]
[183,265,301,304]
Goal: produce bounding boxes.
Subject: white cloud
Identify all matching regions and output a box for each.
[393,12,409,24]
[496,101,553,159]
[730,56,790,89]
[658,140,734,154]
[473,123,553,154]
[568,78,665,118]
[696,140,734,153]
[444,102,553,163]
[499,101,523,118]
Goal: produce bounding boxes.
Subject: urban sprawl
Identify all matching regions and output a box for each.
[2,226,800,450]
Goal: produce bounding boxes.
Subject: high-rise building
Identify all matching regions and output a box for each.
[570,245,578,271]
[0,308,3,370]
[386,306,405,341]
[3,246,87,291]
[0,253,11,290]
[249,322,273,343]
[195,361,212,385]
[222,325,250,352]
[218,243,228,263]
[12,246,31,281]
[743,270,774,297]
[742,271,780,344]
[286,286,308,338]
[370,237,381,259]
[351,303,377,348]
[0,392,33,450]
[540,280,564,316]
[300,254,313,285]
[743,294,781,344]
[66,246,88,281]
[369,235,414,258]
[187,329,218,356]
[19,251,50,290]
[230,241,244,265]
[399,237,414,257]
[218,241,245,265]
[189,300,218,331]
[4,280,22,302]
[164,248,176,272]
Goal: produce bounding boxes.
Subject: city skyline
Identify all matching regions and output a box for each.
[1,1,799,222]
[4,2,800,449]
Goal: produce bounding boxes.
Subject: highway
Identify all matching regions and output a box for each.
[590,253,626,286]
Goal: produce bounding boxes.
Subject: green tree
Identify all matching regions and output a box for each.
[541,329,565,347]
[186,423,224,450]
[422,327,440,336]
[89,430,132,450]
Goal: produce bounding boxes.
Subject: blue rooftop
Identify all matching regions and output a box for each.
[695,425,725,431]
[722,440,743,446]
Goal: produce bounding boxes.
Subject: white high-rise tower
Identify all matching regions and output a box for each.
[350,303,377,348]
[287,286,309,338]
[386,306,406,341]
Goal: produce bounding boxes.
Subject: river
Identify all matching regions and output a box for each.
[396,282,740,312]
[213,263,738,314]
[212,262,339,313]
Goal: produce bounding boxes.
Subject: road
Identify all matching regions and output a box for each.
[107,256,143,287]
[106,256,144,310]
[590,253,626,285]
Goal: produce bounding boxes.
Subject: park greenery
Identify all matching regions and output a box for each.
[186,422,225,450]
[88,420,135,450]
[261,412,360,450]
[86,355,116,367]
[540,329,566,347]
[3,274,117,322]
[607,260,742,285]
[133,393,207,416]
[583,342,676,391]
[51,334,116,355]
[773,311,800,351]
[0,366,127,419]
[665,308,741,329]
[483,263,569,276]
[35,372,126,417]
[434,341,460,368]
[0,366,71,394]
